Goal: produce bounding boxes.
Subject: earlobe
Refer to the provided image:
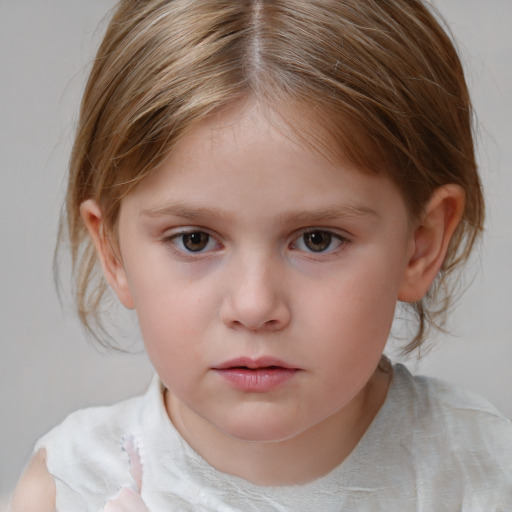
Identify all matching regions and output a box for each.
[398,184,465,303]
[80,199,135,309]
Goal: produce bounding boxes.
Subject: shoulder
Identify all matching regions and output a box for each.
[355,365,512,508]
[392,364,512,485]
[9,449,56,512]
[38,382,152,463]
[29,377,161,508]
[393,363,510,425]
[38,376,161,453]
[41,390,144,444]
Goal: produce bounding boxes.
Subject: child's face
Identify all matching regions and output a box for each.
[112,102,415,444]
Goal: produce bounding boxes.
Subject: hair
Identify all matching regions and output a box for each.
[62,0,484,352]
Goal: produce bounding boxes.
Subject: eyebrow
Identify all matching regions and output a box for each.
[141,203,236,222]
[277,205,379,223]
[141,202,378,223]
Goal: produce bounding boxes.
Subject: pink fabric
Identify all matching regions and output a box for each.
[104,437,149,512]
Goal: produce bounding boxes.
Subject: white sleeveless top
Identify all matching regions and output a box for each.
[35,364,512,511]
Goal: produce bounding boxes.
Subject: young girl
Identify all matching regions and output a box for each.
[11,0,512,510]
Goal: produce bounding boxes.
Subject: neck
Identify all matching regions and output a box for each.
[165,368,390,486]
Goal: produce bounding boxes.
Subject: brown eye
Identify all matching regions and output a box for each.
[181,232,211,252]
[302,231,333,252]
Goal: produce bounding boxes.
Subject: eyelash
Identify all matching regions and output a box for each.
[164,229,222,255]
[162,228,350,258]
[289,230,349,255]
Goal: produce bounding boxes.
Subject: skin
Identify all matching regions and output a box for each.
[11,100,464,506]
[9,449,56,512]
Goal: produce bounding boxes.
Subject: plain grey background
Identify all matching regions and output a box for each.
[1,0,511,504]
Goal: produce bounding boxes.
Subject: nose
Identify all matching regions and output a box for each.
[220,254,291,332]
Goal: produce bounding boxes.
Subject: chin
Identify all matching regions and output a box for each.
[220,416,305,444]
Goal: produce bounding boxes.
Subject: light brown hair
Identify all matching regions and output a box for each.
[63,0,484,352]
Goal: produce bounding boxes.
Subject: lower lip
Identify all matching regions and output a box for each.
[214,367,299,393]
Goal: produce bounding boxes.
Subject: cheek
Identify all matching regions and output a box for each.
[308,263,401,332]
[137,299,206,393]
[294,255,403,373]
[127,272,215,362]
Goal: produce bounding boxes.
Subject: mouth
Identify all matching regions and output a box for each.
[212,357,300,393]
[213,356,297,371]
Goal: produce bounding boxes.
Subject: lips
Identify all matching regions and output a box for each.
[214,356,296,371]
[213,357,300,393]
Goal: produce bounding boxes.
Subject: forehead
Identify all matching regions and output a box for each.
[138,101,359,192]
[120,100,409,230]
[107,95,402,229]
[161,99,375,178]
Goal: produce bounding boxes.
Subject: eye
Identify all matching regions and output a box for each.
[170,231,219,253]
[291,230,344,253]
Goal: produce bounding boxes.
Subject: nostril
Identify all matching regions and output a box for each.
[265,319,281,330]
[229,319,281,332]
[220,289,291,331]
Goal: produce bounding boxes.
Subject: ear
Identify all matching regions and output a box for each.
[398,184,465,303]
[80,199,135,309]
